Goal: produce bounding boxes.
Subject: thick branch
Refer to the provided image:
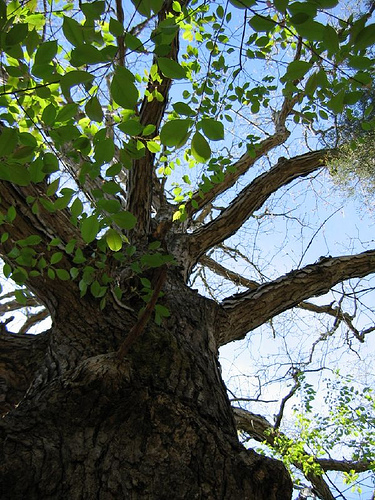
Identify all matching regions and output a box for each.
[233,407,336,500]
[126,0,190,240]
[200,256,372,342]
[217,250,375,345]
[189,149,331,264]
[0,329,49,416]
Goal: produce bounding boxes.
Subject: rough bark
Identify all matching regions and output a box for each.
[217,250,375,346]
[0,271,293,500]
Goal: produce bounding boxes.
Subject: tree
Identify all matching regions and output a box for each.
[0,0,374,498]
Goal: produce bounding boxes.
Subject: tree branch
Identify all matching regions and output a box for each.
[126,0,190,240]
[185,94,299,220]
[233,407,336,500]
[217,250,375,346]
[188,149,331,265]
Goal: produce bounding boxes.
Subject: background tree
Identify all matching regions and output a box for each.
[0,0,374,499]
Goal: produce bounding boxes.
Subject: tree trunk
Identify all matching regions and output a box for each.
[0,271,292,499]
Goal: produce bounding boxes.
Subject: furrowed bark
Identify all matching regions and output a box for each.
[0,329,49,416]
[217,250,375,345]
[126,0,190,240]
[188,149,331,265]
[200,255,367,340]
[233,407,336,500]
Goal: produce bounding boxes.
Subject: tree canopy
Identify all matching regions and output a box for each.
[0,0,375,499]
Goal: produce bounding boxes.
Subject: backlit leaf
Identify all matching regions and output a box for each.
[160,119,191,147]
[106,228,123,251]
[191,132,211,163]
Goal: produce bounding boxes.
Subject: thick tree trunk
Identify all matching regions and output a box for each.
[0,272,292,499]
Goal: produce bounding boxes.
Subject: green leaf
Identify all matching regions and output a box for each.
[109,17,124,36]
[311,0,338,7]
[85,96,103,122]
[160,119,191,147]
[62,16,84,47]
[348,56,373,70]
[50,252,63,265]
[106,228,123,251]
[70,44,106,67]
[110,66,138,110]
[47,178,60,196]
[42,103,57,126]
[158,57,186,79]
[35,41,58,64]
[323,25,339,53]
[294,20,325,41]
[5,24,28,46]
[155,304,170,318]
[60,70,94,99]
[229,0,256,8]
[191,132,211,163]
[173,102,195,116]
[118,119,143,136]
[249,15,275,32]
[111,211,137,230]
[81,1,105,20]
[273,0,288,12]
[55,268,70,280]
[0,128,18,157]
[198,119,224,141]
[327,89,345,113]
[14,289,27,305]
[147,140,160,153]
[81,215,99,243]
[56,103,79,123]
[283,60,312,81]
[124,33,144,52]
[354,24,375,50]
[17,235,42,246]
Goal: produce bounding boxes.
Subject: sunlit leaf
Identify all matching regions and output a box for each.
[160,119,191,147]
[106,228,123,251]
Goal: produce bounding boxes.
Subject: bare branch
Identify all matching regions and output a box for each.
[217,250,375,346]
[188,149,332,265]
[19,309,50,334]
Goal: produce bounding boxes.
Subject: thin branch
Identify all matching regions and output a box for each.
[19,309,50,334]
[117,266,168,359]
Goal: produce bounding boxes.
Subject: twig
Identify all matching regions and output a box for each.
[117,266,168,359]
